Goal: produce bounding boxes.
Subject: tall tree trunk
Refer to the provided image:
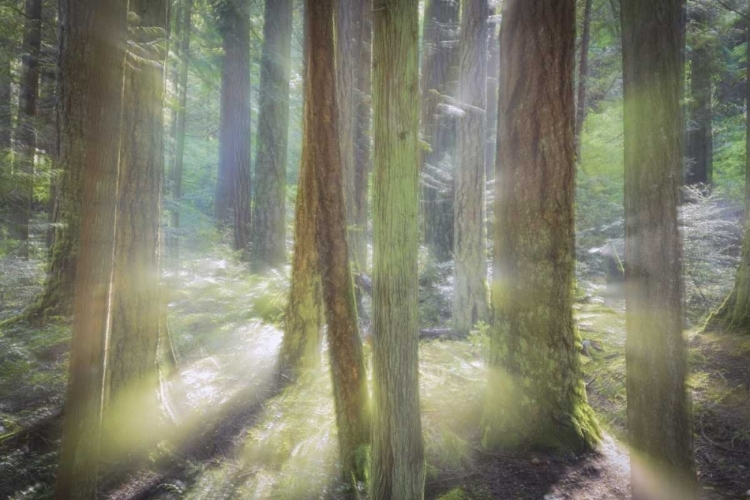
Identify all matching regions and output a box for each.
[9,0,43,259]
[685,7,713,186]
[370,0,424,497]
[483,0,600,453]
[485,9,499,183]
[703,15,750,335]
[169,0,192,265]
[53,0,128,497]
[421,0,459,263]
[40,42,59,251]
[352,0,371,272]
[216,0,251,249]
[104,0,167,461]
[453,0,489,335]
[251,0,292,271]
[0,28,12,178]
[304,0,370,486]
[575,0,593,160]
[621,0,697,498]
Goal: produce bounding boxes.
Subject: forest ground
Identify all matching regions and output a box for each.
[1,246,750,499]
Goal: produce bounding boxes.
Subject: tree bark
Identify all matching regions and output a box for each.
[0,29,10,161]
[305,0,370,486]
[251,0,292,271]
[169,0,192,265]
[453,0,489,336]
[53,0,128,497]
[421,0,459,263]
[353,0,372,272]
[485,8,499,183]
[621,0,698,498]
[370,0,425,497]
[575,0,593,160]
[9,0,43,258]
[685,6,713,186]
[483,0,601,453]
[104,0,168,461]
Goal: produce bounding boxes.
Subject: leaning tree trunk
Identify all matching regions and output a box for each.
[305,0,370,486]
[453,0,489,336]
[53,0,128,497]
[251,0,292,271]
[370,0,425,497]
[103,0,168,462]
[421,0,459,263]
[482,0,600,453]
[575,0,593,161]
[352,0,371,272]
[685,6,713,186]
[622,0,698,498]
[9,0,43,259]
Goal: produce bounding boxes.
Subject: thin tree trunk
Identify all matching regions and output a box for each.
[10,0,43,259]
[170,0,192,264]
[575,0,593,160]
[352,0,371,272]
[53,0,128,497]
[371,0,424,497]
[40,42,58,251]
[104,0,167,461]
[453,0,489,335]
[0,27,13,198]
[485,8,499,183]
[621,0,698,498]
[483,0,600,453]
[251,0,292,271]
[421,0,459,263]
[685,7,713,186]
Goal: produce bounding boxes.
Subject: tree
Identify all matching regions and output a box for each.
[482,0,600,452]
[485,8,499,182]
[370,0,425,497]
[453,0,490,335]
[251,0,293,271]
[9,0,43,258]
[169,0,193,264]
[104,0,168,459]
[304,0,370,485]
[0,14,13,174]
[421,0,460,263]
[215,0,251,256]
[621,0,697,497]
[575,0,594,160]
[53,0,128,496]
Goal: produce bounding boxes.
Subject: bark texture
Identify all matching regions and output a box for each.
[621,0,698,497]
[305,0,370,486]
[251,0,292,271]
[104,0,167,459]
[483,0,601,453]
[9,0,43,258]
[421,0,459,263]
[453,0,489,335]
[370,0,425,497]
[53,0,128,497]
[685,6,713,186]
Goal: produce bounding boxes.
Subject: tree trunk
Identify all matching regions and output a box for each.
[251,0,292,271]
[685,7,713,186]
[483,0,600,453]
[0,27,12,203]
[9,0,43,259]
[621,0,698,498]
[39,41,59,251]
[353,0,371,272]
[421,0,459,263]
[53,0,128,497]
[575,0,593,160]
[305,0,370,486]
[485,9,499,183]
[104,0,167,461]
[370,0,425,497]
[170,0,192,265]
[453,0,489,336]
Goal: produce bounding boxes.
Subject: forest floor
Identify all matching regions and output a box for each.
[1,250,750,499]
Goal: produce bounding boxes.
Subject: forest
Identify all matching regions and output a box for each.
[1,0,750,498]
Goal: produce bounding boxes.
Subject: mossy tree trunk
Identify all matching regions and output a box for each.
[305,0,370,486]
[169,0,193,265]
[453,0,489,336]
[104,0,167,461]
[685,5,713,186]
[575,0,593,161]
[621,0,698,498]
[251,0,292,271]
[9,0,43,259]
[53,0,128,497]
[370,0,425,497]
[353,0,371,272]
[483,0,601,453]
[421,0,459,263]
